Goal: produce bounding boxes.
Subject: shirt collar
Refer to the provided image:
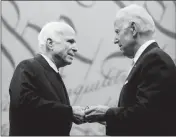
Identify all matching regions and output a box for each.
[133,40,156,64]
[40,53,59,73]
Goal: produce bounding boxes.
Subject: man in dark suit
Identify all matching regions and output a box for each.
[85,4,176,135]
[9,21,85,136]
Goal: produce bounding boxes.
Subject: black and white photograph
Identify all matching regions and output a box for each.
[1,1,176,136]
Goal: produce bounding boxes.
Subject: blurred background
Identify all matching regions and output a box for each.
[1,1,176,135]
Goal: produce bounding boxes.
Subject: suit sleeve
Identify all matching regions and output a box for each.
[105,54,170,127]
[9,60,73,122]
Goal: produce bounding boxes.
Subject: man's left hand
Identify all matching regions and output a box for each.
[84,105,109,123]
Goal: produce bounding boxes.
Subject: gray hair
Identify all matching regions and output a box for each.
[38,21,75,53]
[115,4,155,36]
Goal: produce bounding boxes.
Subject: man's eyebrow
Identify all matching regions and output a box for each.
[66,39,76,43]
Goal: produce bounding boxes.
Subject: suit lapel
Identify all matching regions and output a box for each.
[34,54,70,104]
[56,73,70,105]
[125,42,159,83]
[45,70,69,104]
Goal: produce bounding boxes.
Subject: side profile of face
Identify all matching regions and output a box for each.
[47,25,77,67]
[114,19,137,58]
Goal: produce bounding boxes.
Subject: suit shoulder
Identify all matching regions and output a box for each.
[147,47,172,60]
[17,56,45,77]
[145,47,174,63]
[16,57,36,70]
[10,58,36,85]
[14,57,42,78]
[142,47,176,71]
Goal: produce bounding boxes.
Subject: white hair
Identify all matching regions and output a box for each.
[38,21,75,53]
[115,4,155,36]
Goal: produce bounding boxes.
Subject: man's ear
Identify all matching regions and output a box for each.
[130,22,138,38]
[46,38,53,50]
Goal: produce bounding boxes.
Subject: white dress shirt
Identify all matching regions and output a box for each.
[40,53,59,73]
[127,40,156,76]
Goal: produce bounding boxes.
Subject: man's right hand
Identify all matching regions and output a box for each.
[72,106,86,124]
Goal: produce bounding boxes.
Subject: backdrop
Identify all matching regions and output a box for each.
[1,1,176,135]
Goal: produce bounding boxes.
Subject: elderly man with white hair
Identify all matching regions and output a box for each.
[9,21,86,136]
[85,4,176,135]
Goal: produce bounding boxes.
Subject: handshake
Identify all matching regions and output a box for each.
[72,105,109,125]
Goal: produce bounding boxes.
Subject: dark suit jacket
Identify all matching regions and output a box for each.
[9,54,73,136]
[105,42,176,136]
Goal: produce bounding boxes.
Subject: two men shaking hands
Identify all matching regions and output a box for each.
[73,105,109,125]
[9,4,176,136]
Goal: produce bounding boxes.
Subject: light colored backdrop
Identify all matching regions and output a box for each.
[1,1,176,135]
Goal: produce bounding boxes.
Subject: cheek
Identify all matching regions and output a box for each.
[124,30,133,40]
[53,49,66,60]
[62,43,70,53]
[119,34,126,45]
[60,48,70,59]
[55,44,66,53]
[121,32,133,45]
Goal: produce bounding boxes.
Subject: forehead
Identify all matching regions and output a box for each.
[114,19,124,29]
[54,28,76,40]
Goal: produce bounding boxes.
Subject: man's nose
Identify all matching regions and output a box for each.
[71,44,78,52]
[114,38,119,44]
